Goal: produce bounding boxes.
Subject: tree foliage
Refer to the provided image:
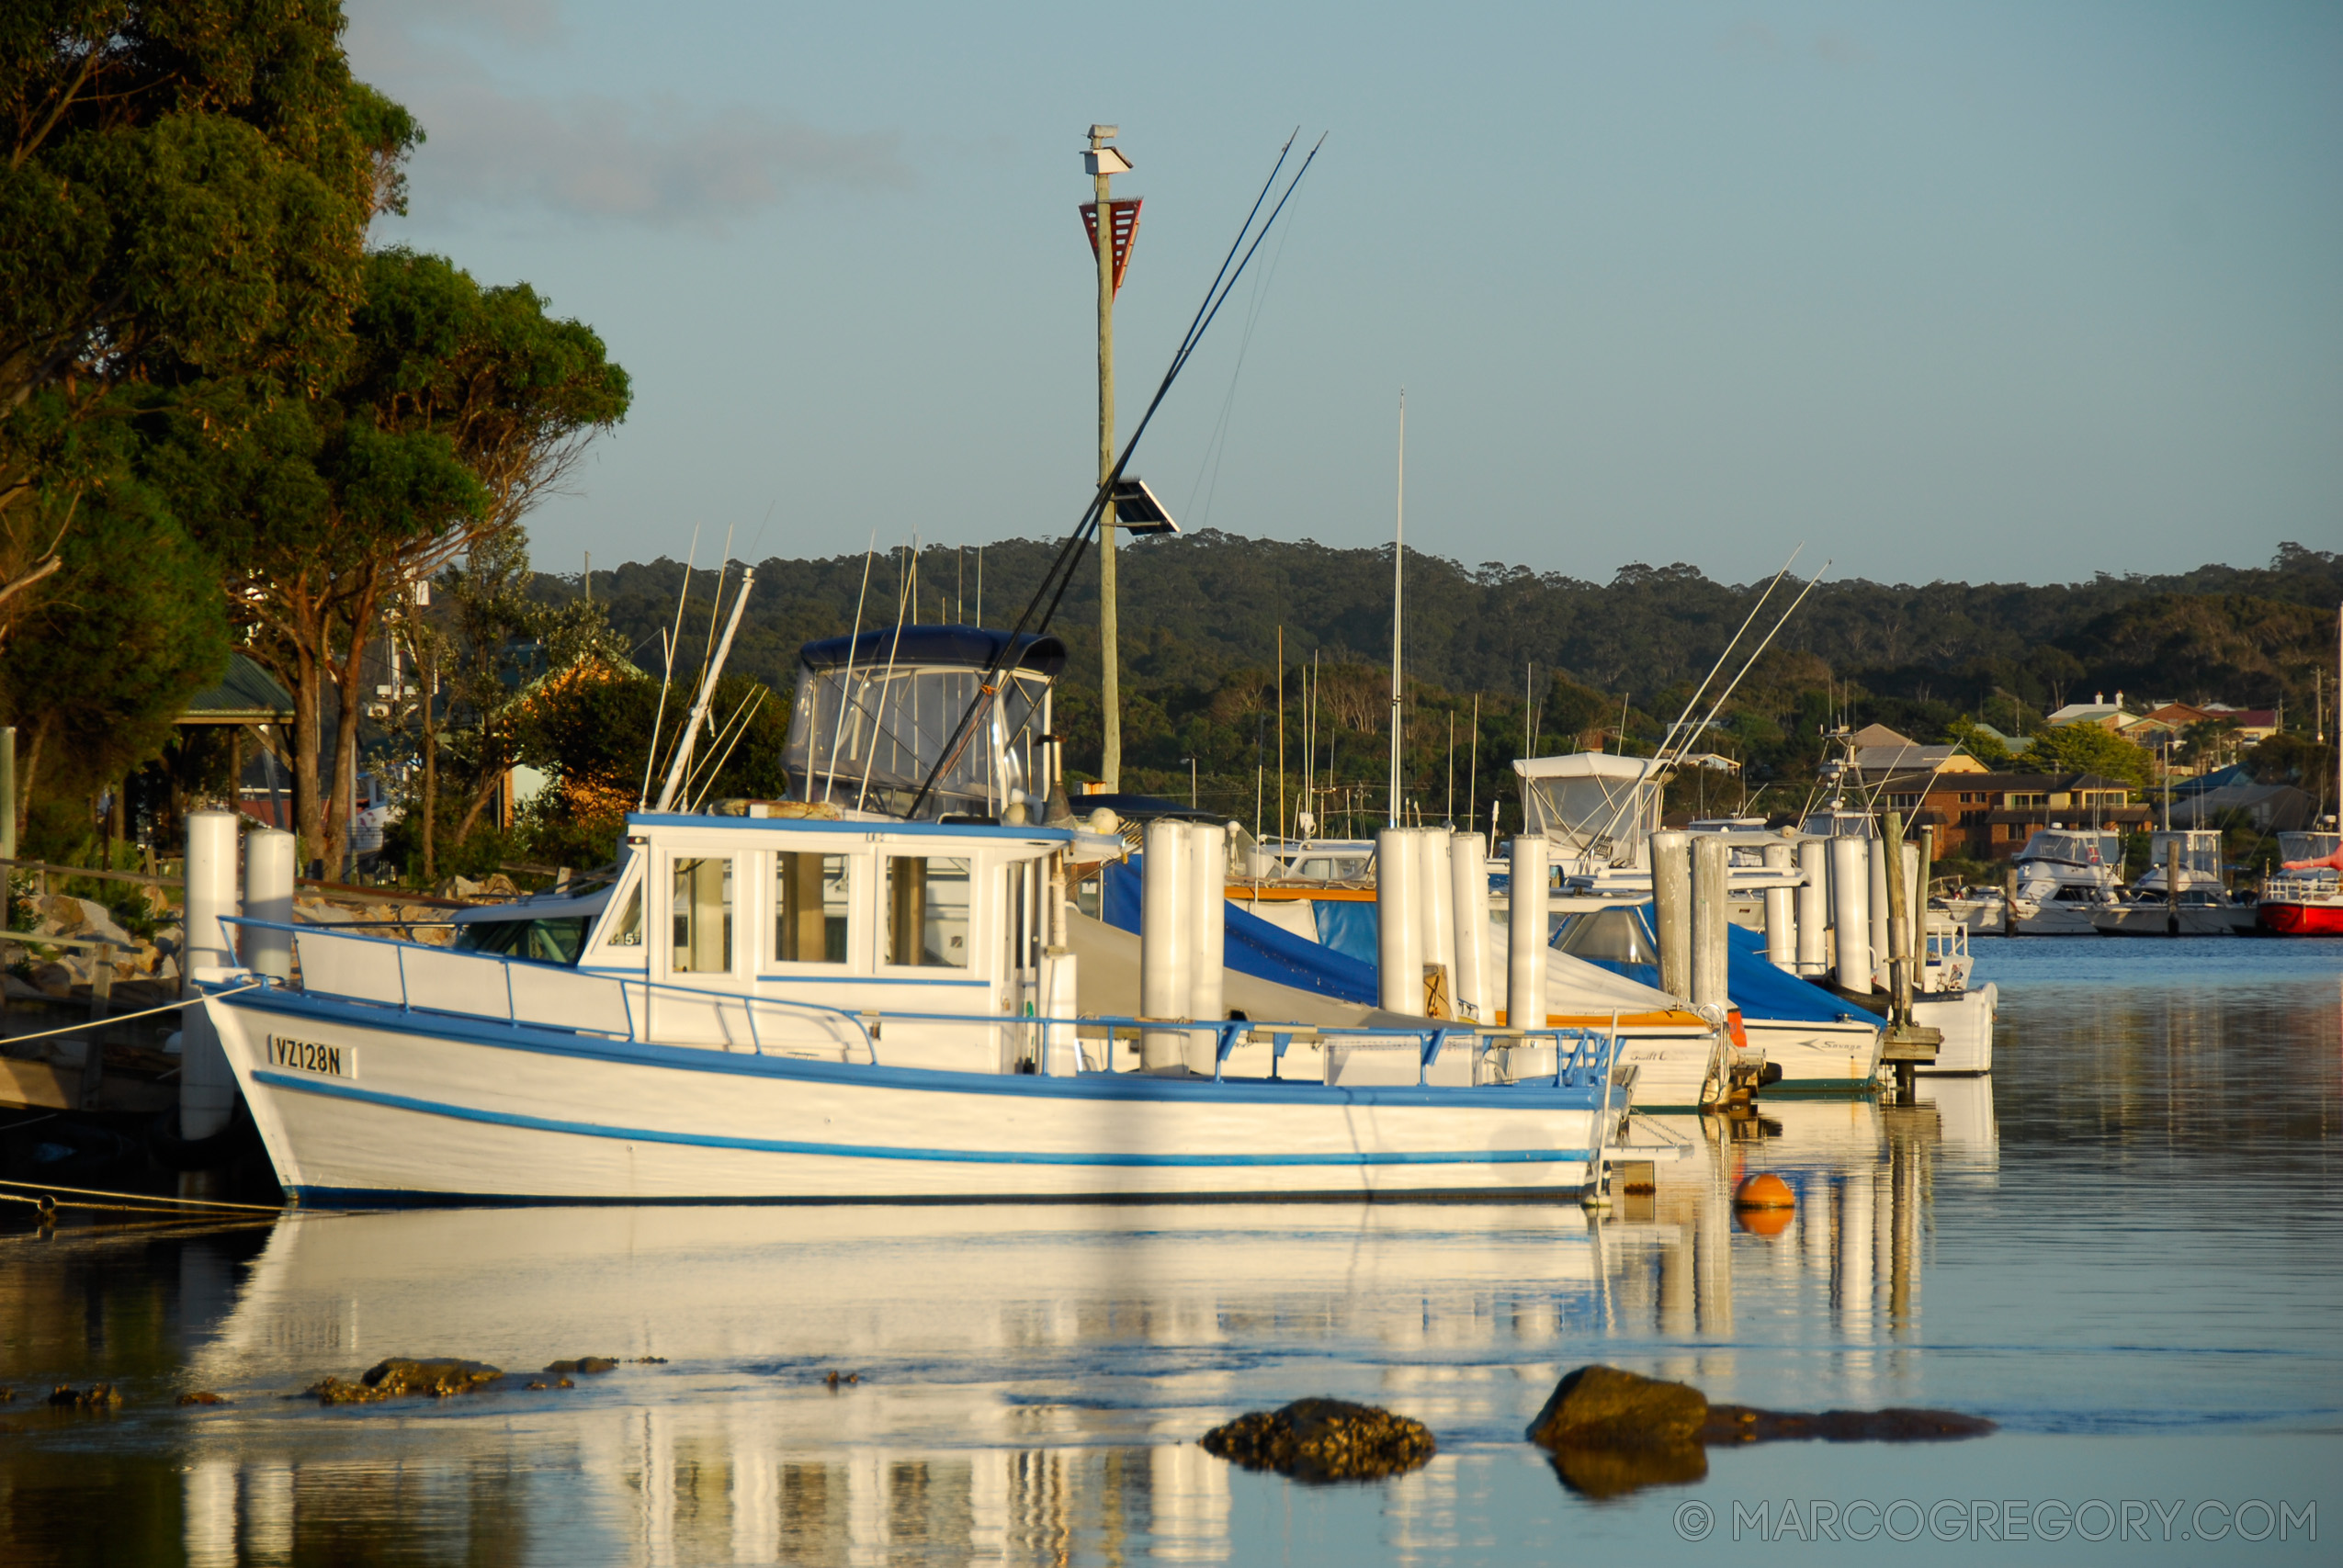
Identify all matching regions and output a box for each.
[0,0,416,640]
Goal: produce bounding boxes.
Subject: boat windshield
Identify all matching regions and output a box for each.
[1554,905,1659,964]
[454,916,590,966]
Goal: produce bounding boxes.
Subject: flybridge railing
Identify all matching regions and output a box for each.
[222,918,878,1065]
[217,918,1620,1095]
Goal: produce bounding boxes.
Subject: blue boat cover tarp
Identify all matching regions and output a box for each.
[1569,905,1865,1025]
[1102,860,1379,1005]
[1313,901,1380,967]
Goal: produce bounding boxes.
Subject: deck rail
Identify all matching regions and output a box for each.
[220,917,1617,1092]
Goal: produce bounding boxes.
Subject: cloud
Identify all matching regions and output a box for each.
[345,1,909,230]
[408,86,912,225]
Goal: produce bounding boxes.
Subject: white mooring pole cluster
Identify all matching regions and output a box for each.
[1138,818,1228,1072]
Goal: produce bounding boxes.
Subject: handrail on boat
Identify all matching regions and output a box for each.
[221,916,879,1065]
[217,918,1617,1091]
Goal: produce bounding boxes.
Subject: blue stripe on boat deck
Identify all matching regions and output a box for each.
[250,1070,1594,1168]
[215,987,1609,1111]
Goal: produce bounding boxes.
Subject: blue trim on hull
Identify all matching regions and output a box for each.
[214,987,1609,1111]
[251,1070,1595,1169]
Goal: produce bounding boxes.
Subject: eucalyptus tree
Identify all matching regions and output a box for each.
[0,0,413,649]
[162,248,628,873]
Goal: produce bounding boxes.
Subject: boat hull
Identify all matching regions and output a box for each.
[2091,904,2258,937]
[205,987,1613,1203]
[2257,899,2343,936]
[1912,984,1996,1075]
[1742,1017,1883,1095]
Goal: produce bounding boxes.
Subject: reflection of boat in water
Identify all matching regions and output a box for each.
[150,1077,1988,1562]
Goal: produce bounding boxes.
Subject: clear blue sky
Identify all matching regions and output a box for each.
[351,1,2342,587]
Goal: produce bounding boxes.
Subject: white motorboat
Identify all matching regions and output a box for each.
[2089,829,2257,936]
[2007,828,2125,933]
[195,628,1637,1205]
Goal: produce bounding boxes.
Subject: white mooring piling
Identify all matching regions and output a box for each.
[1506,834,1548,1029]
[179,810,241,1142]
[1184,820,1228,1071]
[1829,836,1873,994]
[1139,818,1191,1069]
[1762,840,1797,971]
[1867,840,1892,990]
[1417,828,1455,1017]
[1691,834,1730,1012]
[1449,830,1489,1021]
[1376,827,1422,1014]
[1795,839,1829,976]
[242,829,296,982]
[1650,829,1692,1001]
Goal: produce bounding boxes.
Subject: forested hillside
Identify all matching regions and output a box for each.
[537,536,2339,829]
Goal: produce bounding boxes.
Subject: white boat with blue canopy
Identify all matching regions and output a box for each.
[197,624,1630,1205]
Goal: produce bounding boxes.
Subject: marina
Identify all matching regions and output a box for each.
[1,939,2335,1563]
[3,6,2339,1564]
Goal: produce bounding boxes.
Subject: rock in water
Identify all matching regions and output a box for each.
[310,1359,503,1403]
[1702,1404,1996,1443]
[1200,1398,1436,1482]
[46,1384,122,1410]
[1526,1366,1709,1450]
[543,1357,618,1375]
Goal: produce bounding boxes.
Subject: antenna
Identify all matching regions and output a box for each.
[1387,389,1404,827]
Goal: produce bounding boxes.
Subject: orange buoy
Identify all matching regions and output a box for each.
[1733,1172,1795,1210]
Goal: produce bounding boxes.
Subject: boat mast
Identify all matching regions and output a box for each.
[653,568,756,813]
[1387,389,1404,827]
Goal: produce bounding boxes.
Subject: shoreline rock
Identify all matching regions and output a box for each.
[1528,1366,1994,1498]
[308,1358,502,1404]
[1201,1398,1436,1483]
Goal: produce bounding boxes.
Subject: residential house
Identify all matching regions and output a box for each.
[1863,764,2149,861]
[1849,722,1986,783]
[2045,693,2131,730]
[2199,705,2281,742]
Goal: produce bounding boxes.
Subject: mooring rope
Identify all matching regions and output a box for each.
[0,980,264,1046]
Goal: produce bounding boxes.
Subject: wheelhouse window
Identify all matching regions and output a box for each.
[606,881,643,946]
[672,857,733,973]
[884,855,970,968]
[775,852,851,964]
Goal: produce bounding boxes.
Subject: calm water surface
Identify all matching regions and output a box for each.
[3,939,2337,1564]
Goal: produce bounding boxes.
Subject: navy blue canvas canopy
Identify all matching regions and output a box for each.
[1569,904,1865,1025]
[797,625,1067,678]
[1100,859,1377,1005]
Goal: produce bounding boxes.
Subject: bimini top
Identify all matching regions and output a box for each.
[1511,750,1668,870]
[797,625,1067,678]
[1512,752,1667,784]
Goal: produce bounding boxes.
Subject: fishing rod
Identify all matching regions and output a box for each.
[904,130,1326,819]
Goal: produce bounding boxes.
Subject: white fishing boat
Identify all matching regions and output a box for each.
[193,626,1636,1205]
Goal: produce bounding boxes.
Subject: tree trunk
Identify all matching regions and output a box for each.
[453,760,504,846]
[288,637,324,873]
[17,715,46,837]
[422,642,436,882]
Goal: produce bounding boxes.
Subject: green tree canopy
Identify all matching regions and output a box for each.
[154,246,626,871]
[2024,721,2152,790]
[0,1,415,638]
